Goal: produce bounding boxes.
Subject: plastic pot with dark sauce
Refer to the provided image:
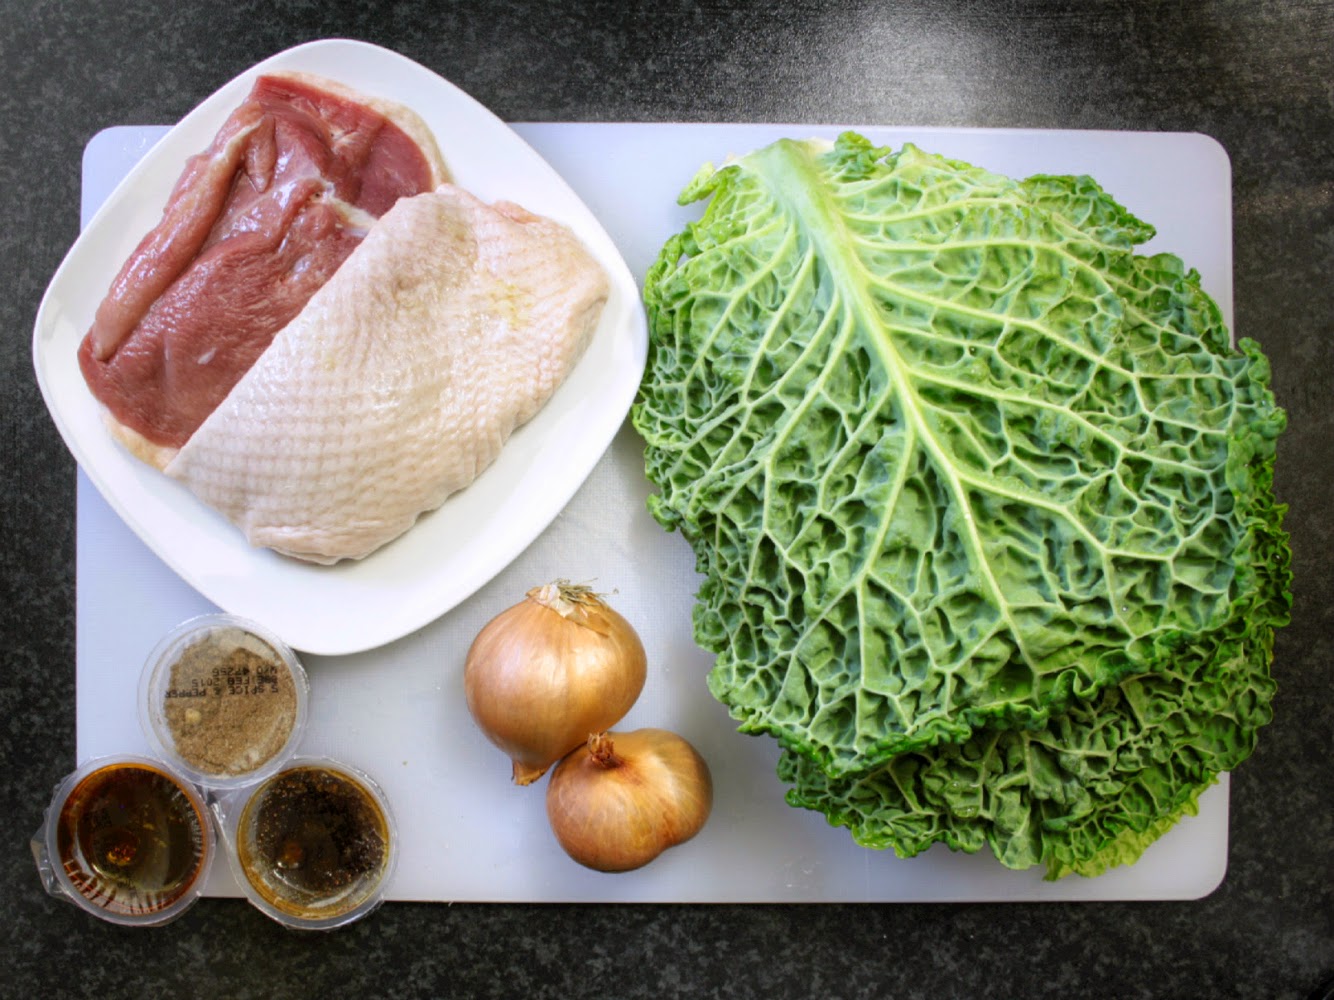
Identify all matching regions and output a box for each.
[32,755,213,926]
[224,757,396,930]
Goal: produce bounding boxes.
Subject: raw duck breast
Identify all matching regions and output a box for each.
[77,72,449,468]
[163,185,610,564]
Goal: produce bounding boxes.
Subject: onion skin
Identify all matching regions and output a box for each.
[464,583,647,785]
[546,728,713,873]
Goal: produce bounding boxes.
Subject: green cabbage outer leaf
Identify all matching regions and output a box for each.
[634,133,1289,783]
[778,505,1290,877]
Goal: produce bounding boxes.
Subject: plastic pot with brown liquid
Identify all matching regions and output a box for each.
[32,755,214,926]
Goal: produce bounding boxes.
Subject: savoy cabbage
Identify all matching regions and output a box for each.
[633,133,1290,875]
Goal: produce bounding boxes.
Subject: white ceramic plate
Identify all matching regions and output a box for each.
[34,39,647,655]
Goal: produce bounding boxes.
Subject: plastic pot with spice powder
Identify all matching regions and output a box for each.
[139,614,309,790]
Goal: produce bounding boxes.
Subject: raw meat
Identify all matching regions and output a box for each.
[78,73,448,464]
[163,185,609,564]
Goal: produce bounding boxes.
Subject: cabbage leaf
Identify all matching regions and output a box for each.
[634,133,1290,874]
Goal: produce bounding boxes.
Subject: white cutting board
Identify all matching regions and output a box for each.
[75,123,1232,902]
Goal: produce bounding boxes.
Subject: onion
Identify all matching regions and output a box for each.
[545,728,713,872]
[464,581,647,785]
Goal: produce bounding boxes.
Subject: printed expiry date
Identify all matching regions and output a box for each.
[165,663,283,699]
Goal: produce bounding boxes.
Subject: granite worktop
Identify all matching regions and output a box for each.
[2,3,1330,998]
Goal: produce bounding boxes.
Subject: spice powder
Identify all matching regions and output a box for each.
[162,629,298,777]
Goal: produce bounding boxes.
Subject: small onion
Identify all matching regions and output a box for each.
[546,728,713,873]
[464,581,647,785]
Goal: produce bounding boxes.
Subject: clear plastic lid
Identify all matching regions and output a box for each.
[31,754,214,927]
[139,613,309,791]
[214,756,397,931]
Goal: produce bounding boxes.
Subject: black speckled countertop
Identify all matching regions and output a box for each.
[2,3,1331,998]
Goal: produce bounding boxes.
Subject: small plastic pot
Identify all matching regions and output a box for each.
[32,754,214,927]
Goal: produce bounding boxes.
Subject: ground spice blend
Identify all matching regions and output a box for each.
[162,627,299,778]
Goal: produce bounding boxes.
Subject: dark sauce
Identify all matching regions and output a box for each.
[55,762,207,917]
[238,765,389,920]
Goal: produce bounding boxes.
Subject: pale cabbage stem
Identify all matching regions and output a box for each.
[763,323,972,731]
[745,141,1042,683]
[736,148,1056,725]
[850,216,1218,634]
